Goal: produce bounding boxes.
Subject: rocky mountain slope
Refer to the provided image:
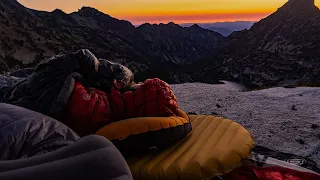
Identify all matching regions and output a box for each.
[0,0,223,83]
[201,0,320,87]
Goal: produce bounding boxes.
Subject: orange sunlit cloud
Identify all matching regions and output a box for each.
[18,0,320,25]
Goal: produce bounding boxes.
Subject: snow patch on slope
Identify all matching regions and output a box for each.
[171,82,320,167]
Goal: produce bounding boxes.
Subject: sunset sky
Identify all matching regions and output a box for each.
[18,0,320,25]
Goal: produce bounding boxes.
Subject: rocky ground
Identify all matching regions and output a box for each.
[171,81,320,167]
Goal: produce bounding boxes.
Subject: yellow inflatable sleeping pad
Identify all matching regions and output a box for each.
[127,114,254,180]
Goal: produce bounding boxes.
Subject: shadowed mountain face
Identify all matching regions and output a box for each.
[0,0,224,83]
[200,0,320,87]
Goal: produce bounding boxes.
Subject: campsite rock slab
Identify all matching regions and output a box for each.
[171,82,320,168]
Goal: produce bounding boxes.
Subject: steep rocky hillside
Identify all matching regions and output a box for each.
[201,0,320,87]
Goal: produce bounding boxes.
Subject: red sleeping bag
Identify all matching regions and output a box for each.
[110,78,179,121]
[62,82,112,136]
[225,165,320,180]
[63,78,179,136]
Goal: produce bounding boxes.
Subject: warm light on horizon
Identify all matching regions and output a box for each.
[18,0,320,25]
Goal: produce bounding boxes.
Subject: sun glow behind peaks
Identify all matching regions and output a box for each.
[19,0,320,25]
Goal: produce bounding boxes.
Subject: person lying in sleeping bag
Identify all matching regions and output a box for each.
[62,78,179,137]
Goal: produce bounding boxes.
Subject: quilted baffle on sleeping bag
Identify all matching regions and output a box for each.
[0,103,80,160]
[62,81,112,137]
[110,78,179,121]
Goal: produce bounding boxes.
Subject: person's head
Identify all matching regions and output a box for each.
[96,59,135,92]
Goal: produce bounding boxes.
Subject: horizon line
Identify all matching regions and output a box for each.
[17,1,267,25]
[132,20,258,27]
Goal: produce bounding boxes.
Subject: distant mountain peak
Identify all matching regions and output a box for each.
[79,6,99,12]
[279,0,318,13]
[152,22,182,28]
[140,23,152,26]
[189,24,201,29]
[52,8,66,14]
[288,0,315,6]
[77,6,108,17]
[167,22,180,27]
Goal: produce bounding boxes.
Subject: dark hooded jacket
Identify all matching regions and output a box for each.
[0,103,80,160]
[2,49,99,118]
[2,49,134,119]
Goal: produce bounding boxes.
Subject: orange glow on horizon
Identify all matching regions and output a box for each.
[18,0,320,25]
[116,12,271,25]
